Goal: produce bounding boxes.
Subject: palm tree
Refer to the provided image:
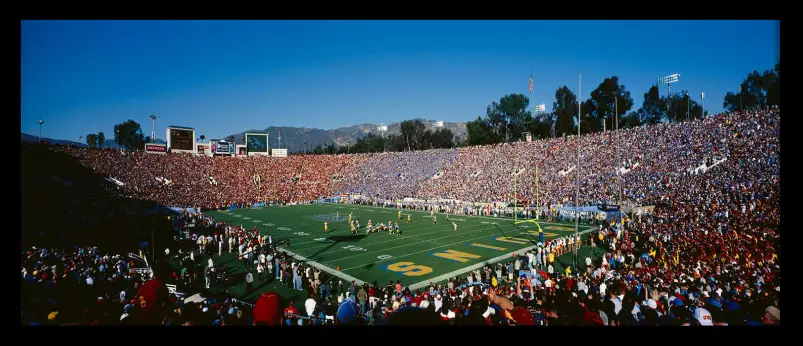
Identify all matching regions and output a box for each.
[97,132,105,148]
[86,134,97,148]
[200,135,206,143]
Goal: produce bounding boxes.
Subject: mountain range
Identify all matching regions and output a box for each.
[21,119,466,153]
[223,119,467,153]
[20,133,166,148]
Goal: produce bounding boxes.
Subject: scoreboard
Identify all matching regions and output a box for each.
[166,126,196,153]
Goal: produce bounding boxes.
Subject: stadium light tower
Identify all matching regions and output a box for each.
[378,123,388,152]
[657,74,680,121]
[38,120,44,143]
[657,73,680,95]
[701,92,705,118]
[148,114,158,143]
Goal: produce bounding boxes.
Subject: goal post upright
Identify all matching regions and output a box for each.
[513,159,518,224]
[536,165,540,218]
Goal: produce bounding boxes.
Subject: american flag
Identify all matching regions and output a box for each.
[529,75,533,93]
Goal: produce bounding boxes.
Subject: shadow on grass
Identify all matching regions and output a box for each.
[357,262,376,270]
[297,234,367,262]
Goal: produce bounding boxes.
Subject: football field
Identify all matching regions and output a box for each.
[206,203,597,290]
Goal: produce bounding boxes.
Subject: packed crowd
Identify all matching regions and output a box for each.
[338,149,459,200]
[24,107,780,325]
[56,149,359,208]
[52,108,771,213]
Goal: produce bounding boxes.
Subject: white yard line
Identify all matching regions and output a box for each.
[408,226,597,290]
[338,230,512,272]
[215,205,595,287]
[297,223,499,256]
[278,247,365,286]
[325,225,505,265]
[289,221,465,247]
[339,204,573,226]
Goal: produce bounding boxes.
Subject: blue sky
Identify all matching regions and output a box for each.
[21,20,779,142]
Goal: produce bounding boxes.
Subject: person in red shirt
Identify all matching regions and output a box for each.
[136,277,168,325]
[135,261,170,325]
[414,291,424,307]
[284,300,299,326]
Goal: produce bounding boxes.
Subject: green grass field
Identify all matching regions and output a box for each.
[204,203,598,292]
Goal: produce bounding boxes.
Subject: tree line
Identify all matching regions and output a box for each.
[466,62,779,145]
[84,119,151,150]
[307,120,457,155]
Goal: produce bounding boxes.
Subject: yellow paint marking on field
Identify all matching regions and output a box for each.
[431,249,482,263]
[469,243,508,251]
[522,230,559,237]
[386,261,433,277]
[494,237,529,245]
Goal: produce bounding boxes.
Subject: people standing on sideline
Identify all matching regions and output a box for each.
[245,270,254,293]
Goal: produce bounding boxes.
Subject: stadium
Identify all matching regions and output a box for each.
[21,21,780,327]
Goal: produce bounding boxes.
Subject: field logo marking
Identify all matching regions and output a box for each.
[386,262,433,277]
[342,245,367,252]
[431,249,481,263]
[308,214,345,222]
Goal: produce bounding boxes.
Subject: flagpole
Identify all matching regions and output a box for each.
[514,159,518,224]
[536,166,540,213]
[574,73,581,271]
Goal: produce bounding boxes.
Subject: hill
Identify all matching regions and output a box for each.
[21,119,465,154]
[226,120,467,153]
[20,133,166,148]
[20,133,87,147]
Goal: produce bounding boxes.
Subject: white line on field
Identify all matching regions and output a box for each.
[278,247,365,286]
[319,225,504,263]
[407,227,597,290]
[341,204,573,225]
[293,222,498,252]
[338,231,512,272]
